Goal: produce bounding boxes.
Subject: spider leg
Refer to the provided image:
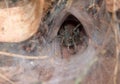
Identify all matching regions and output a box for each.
[60,37,64,58]
[72,37,77,53]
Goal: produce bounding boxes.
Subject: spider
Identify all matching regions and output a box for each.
[58,23,81,54]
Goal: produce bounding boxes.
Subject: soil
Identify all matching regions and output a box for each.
[0,0,119,84]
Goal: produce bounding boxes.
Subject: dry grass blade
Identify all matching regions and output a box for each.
[113,23,119,84]
[111,0,120,84]
[0,73,15,84]
[0,51,49,60]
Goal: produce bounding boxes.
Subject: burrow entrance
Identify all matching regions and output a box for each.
[57,15,89,57]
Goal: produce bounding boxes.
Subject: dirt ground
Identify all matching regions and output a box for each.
[0,0,119,84]
[0,32,117,84]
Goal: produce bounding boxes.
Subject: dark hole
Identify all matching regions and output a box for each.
[58,15,88,55]
[119,23,120,30]
[116,9,120,20]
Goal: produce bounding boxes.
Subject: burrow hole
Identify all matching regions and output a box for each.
[58,15,89,56]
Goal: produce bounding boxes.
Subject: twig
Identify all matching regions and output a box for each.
[112,20,119,84]
[112,19,119,84]
[0,51,49,60]
[112,0,120,84]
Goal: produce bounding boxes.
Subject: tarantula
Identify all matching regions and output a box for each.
[58,23,84,54]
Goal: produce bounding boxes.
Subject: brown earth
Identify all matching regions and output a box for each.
[0,0,119,84]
